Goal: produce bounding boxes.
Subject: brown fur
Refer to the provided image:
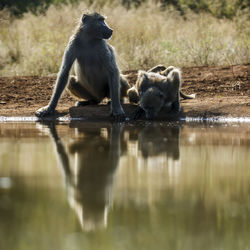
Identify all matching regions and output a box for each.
[35,12,129,121]
[128,65,194,120]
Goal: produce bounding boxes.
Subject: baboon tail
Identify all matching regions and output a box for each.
[180,91,196,99]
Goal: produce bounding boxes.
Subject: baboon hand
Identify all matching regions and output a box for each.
[35,105,55,117]
[110,108,126,122]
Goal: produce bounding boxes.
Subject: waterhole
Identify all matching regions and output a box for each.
[0,121,249,250]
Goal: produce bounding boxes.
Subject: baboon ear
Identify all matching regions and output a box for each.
[82,14,89,23]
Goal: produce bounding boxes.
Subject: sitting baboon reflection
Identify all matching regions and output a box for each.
[137,124,181,160]
[42,123,124,231]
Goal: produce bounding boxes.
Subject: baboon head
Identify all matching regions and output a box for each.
[81,12,113,40]
[140,87,165,120]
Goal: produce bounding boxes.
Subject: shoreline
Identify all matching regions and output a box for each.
[1,101,250,124]
[0,64,249,122]
[1,117,250,123]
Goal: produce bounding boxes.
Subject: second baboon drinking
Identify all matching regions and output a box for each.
[128,65,195,120]
[35,12,129,121]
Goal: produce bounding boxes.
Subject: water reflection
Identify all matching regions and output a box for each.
[137,125,180,159]
[40,122,182,231]
[41,122,125,231]
[1,122,250,250]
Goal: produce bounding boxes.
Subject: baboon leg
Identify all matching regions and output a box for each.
[105,75,129,105]
[120,75,131,98]
[148,65,166,73]
[67,76,100,105]
[171,93,181,113]
[162,66,175,76]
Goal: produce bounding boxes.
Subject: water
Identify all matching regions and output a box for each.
[0,121,250,250]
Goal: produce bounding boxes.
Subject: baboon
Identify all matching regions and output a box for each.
[128,65,195,120]
[138,124,181,160]
[35,12,130,121]
[40,122,125,231]
[148,65,196,99]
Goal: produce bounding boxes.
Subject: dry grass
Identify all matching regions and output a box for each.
[0,1,249,76]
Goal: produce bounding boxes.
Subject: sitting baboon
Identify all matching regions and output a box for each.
[39,122,125,231]
[128,65,195,120]
[35,12,130,121]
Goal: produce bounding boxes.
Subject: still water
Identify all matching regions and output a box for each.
[0,121,249,250]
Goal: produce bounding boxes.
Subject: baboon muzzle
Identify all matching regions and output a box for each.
[103,28,113,39]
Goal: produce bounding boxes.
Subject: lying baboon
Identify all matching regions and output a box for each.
[35,12,130,121]
[147,64,195,100]
[128,65,195,120]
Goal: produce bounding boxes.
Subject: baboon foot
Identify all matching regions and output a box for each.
[35,105,55,117]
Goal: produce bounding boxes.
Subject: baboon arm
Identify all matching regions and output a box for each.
[48,42,76,110]
[108,69,123,112]
[35,43,76,117]
[48,123,72,179]
[109,124,123,168]
[106,51,125,120]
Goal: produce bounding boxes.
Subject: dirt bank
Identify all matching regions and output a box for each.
[0,64,249,121]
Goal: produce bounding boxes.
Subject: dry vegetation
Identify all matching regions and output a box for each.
[0,1,249,76]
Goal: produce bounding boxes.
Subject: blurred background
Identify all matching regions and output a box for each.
[0,0,249,76]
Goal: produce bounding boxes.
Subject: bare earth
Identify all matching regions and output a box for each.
[0,64,249,121]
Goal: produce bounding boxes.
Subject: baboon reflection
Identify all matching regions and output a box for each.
[41,122,181,231]
[35,12,129,121]
[43,123,125,231]
[129,124,181,160]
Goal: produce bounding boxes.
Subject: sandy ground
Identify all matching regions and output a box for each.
[0,64,249,121]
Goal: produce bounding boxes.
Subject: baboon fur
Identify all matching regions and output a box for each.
[35,12,130,121]
[128,65,195,120]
